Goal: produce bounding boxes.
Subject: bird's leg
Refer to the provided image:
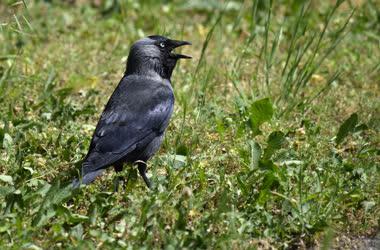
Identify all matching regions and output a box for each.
[113,163,124,192]
[135,160,151,189]
[113,177,123,192]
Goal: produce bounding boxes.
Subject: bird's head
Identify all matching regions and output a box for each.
[125,35,191,79]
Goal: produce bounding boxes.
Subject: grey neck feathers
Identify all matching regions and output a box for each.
[125,56,163,76]
[125,47,177,80]
[126,56,177,80]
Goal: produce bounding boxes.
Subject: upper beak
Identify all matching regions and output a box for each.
[169,39,192,59]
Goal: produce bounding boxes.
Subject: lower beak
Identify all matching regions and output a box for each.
[169,40,192,59]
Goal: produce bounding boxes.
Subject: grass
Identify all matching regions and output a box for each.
[0,0,379,248]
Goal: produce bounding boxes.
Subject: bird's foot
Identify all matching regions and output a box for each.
[135,161,152,189]
[113,175,127,192]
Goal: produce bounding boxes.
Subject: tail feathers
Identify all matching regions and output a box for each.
[71,168,105,189]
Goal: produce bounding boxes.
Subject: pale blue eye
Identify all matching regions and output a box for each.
[159,42,165,48]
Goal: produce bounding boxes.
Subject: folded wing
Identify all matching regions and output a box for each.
[82,75,174,177]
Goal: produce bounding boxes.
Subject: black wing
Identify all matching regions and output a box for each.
[82,75,174,175]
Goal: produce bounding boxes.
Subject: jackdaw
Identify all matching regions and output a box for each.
[72,35,191,189]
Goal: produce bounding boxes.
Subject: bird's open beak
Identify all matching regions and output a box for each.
[169,40,192,59]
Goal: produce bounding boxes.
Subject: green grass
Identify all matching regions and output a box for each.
[0,0,379,248]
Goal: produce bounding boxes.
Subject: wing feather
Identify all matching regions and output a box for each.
[82,75,174,175]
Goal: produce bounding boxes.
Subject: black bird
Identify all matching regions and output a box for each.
[73,35,191,189]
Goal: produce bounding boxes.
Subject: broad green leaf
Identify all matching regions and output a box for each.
[0,175,13,185]
[236,174,248,195]
[2,133,13,149]
[263,131,286,160]
[336,113,358,145]
[0,186,15,197]
[0,224,10,233]
[249,140,261,169]
[32,208,56,227]
[165,154,187,169]
[248,98,274,135]
[70,223,84,240]
[32,181,72,227]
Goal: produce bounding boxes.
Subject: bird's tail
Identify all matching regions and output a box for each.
[71,163,105,189]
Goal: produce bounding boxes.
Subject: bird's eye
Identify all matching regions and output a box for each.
[159,42,165,48]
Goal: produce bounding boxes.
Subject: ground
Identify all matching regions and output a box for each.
[0,0,379,249]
